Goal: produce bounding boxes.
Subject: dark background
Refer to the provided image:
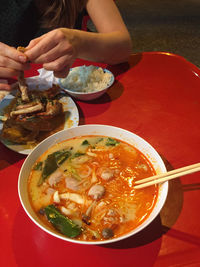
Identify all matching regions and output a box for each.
[116,0,200,68]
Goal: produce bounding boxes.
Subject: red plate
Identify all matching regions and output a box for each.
[1,52,200,267]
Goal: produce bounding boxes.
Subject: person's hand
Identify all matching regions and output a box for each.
[0,42,29,90]
[25,28,79,78]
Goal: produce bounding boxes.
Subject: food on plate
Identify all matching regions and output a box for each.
[60,65,113,93]
[1,85,65,145]
[28,135,158,241]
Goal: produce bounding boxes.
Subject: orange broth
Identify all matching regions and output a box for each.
[28,135,158,241]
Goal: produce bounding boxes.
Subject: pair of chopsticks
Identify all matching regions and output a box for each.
[134,163,200,189]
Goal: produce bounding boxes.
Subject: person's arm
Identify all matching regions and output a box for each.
[78,0,132,64]
[25,0,132,77]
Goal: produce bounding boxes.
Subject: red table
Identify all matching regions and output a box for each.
[1,52,200,267]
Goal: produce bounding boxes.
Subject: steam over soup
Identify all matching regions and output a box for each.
[28,136,158,241]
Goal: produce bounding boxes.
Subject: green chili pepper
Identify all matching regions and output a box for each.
[82,140,89,146]
[38,149,71,185]
[72,152,85,158]
[106,137,120,146]
[33,161,43,171]
[44,205,82,238]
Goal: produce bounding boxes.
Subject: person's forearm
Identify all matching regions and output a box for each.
[72,29,132,64]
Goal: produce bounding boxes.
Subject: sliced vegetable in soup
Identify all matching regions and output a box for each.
[28,136,158,241]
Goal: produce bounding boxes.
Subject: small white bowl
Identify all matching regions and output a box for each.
[58,67,114,101]
[18,124,168,245]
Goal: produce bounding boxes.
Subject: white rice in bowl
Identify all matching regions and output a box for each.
[60,65,113,93]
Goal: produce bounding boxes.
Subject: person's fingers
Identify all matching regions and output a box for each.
[0,83,12,91]
[0,66,20,77]
[30,44,61,64]
[25,33,59,62]
[0,56,30,71]
[53,66,71,78]
[0,42,27,63]
[26,36,44,50]
[0,57,30,71]
[43,54,73,73]
[31,42,73,64]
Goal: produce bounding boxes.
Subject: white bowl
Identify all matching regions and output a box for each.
[18,124,168,245]
[58,67,114,101]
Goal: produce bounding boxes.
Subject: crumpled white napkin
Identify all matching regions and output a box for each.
[26,68,59,90]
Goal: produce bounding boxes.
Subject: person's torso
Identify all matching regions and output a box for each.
[0,0,85,47]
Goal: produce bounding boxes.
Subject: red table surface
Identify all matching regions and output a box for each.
[0,52,200,267]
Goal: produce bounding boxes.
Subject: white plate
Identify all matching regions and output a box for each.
[0,92,79,155]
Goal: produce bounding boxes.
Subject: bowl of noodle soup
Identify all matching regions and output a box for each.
[18,124,168,245]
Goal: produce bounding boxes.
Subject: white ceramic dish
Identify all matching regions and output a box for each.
[58,67,115,101]
[0,92,79,155]
[18,124,168,245]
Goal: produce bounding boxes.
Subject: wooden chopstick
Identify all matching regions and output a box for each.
[134,163,200,189]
